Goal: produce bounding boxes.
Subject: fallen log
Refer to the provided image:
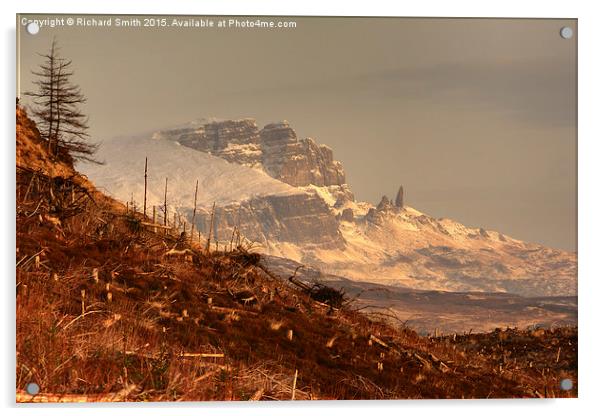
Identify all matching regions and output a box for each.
[16,384,138,403]
[413,353,431,368]
[249,388,265,401]
[121,350,225,360]
[209,305,258,316]
[369,334,390,349]
[193,368,221,383]
[291,369,298,400]
[140,222,171,230]
[180,352,224,358]
[164,248,195,257]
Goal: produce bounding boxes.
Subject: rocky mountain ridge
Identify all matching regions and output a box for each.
[154,119,346,188]
[83,118,577,299]
[287,192,577,297]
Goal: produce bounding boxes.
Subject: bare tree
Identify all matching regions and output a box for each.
[25,39,99,163]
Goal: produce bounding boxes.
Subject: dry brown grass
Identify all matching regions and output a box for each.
[15,107,577,402]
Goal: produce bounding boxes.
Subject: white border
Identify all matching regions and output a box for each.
[3,1,601,415]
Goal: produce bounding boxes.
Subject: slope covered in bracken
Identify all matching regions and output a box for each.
[17,106,73,178]
[16,107,577,401]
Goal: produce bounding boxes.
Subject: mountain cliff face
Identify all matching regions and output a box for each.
[84,118,577,299]
[190,192,344,249]
[81,133,345,250]
[155,119,346,188]
[259,121,346,187]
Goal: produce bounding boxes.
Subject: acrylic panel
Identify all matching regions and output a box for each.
[16,15,577,402]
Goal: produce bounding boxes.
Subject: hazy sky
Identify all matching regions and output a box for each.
[18,16,577,250]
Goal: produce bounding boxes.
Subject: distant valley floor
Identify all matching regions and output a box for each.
[265,256,577,335]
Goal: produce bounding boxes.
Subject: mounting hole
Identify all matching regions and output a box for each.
[26,22,40,35]
[560,378,573,391]
[25,382,40,396]
[560,26,573,39]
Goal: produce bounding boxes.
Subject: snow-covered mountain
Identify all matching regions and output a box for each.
[83,134,303,208]
[81,133,344,249]
[271,191,576,297]
[82,119,577,299]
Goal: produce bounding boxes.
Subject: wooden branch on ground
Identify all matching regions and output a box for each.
[369,334,390,349]
[314,300,340,311]
[125,350,157,359]
[163,248,195,258]
[249,388,265,401]
[179,352,225,358]
[209,305,258,315]
[123,351,225,360]
[291,369,298,400]
[140,222,171,230]
[16,384,138,403]
[193,368,222,383]
[413,352,430,368]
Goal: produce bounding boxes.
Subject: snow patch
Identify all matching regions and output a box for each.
[80,134,304,213]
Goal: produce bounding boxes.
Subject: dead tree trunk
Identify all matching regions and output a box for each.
[152,206,157,232]
[206,202,216,254]
[190,179,198,244]
[163,177,168,234]
[143,157,148,218]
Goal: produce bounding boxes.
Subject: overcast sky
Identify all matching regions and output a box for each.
[18,16,577,250]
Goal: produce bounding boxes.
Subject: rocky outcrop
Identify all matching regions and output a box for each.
[366,196,395,223]
[155,120,263,167]
[205,119,260,149]
[340,208,354,222]
[377,196,394,211]
[395,185,404,208]
[330,185,355,207]
[365,188,407,224]
[156,119,346,188]
[191,192,345,249]
[260,122,346,187]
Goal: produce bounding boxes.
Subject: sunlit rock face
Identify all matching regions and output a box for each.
[190,192,345,249]
[156,119,346,188]
[259,121,346,187]
[156,119,263,167]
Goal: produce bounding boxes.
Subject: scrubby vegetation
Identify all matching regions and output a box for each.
[16,107,577,401]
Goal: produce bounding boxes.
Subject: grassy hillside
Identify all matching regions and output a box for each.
[15,107,577,401]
